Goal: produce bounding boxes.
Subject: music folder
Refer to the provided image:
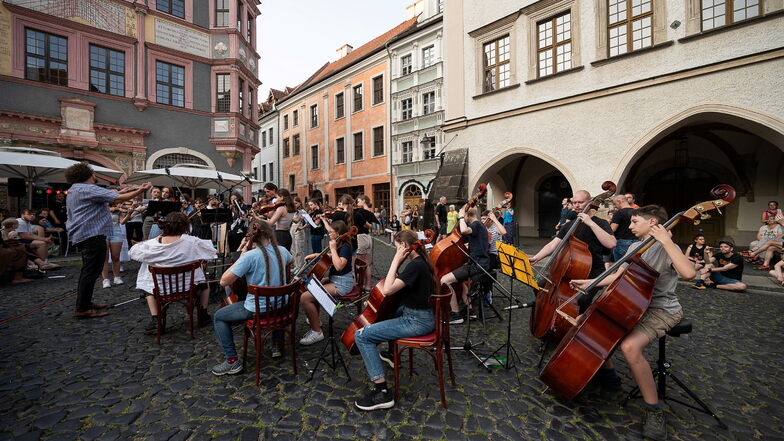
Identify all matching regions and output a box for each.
[307,277,337,316]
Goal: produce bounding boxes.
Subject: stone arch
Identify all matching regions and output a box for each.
[470,147,578,199]
[146,147,216,170]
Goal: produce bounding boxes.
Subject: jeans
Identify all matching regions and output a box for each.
[149,223,162,240]
[213,302,282,359]
[503,222,515,244]
[310,234,324,254]
[611,238,640,262]
[355,306,435,381]
[75,235,107,312]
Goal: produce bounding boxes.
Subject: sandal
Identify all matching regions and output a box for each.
[739,251,754,258]
[756,265,771,271]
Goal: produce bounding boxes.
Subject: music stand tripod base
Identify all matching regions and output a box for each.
[307,315,351,383]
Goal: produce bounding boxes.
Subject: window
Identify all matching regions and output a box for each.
[239,78,245,115]
[353,133,363,161]
[335,92,345,118]
[373,183,390,213]
[402,141,413,163]
[262,164,267,181]
[293,134,300,156]
[268,128,273,143]
[483,35,511,92]
[155,61,185,107]
[293,109,299,126]
[247,14,252,43]
[248,89,253,116]
[157,0,185,19]
[372,126,384,157]
[422,92,435,115]
[24,29,67,86]
[401,98,413,120]
[216,0,229,26]
[424,138,436,159]
[311,145,319,169]
[289,174,295,191]
[372,76,384,105]
[269,162,274,181]
[608,0,653,57]
[283,114,289,130]
[261,130,267,147]
[335,138,345,164]
[89,44,124,96]
[216,73,230,112]
[353,84,363,112]
[237,4,242,31]
[152,153,207,169]
[438,0,444,13]
[422,45,435,67]
[702,0,760,30]
[310,104,318,128]
[401,54,412,75]
[283,137,290,157]
[537,12,572,77]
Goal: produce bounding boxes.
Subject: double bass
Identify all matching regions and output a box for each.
[540,185,736,400]
[529,181,617,342]
[342,229,436,355]
[429,184,487,280]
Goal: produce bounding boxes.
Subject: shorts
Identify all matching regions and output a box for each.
[633,308,684,343]
[330,272,355,296]
[452,263,486,282]
[709,271,742,286]
[356,233,373,256]
[107,225,124,243]
[439,223,446,236]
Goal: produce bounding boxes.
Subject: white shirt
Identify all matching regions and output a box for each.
[129,235,217,294]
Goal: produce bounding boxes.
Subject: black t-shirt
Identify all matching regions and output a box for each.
[436,204,447,224]
[397,255,433,310]
[557,214,613,278]
[311,209,325,235]
[610,207,636,240]
[390,220,401,231]
[689,244,706,262]
[354,208,376,235]
[465,220,489,267]
[716,252,744,280]
[329,243,353,277]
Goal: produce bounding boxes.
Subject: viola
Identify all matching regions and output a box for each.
[341,229,436,355]
[429,184,487,280]
[293,226,358,281]
[539,185,736,401]
[529,181,617,342]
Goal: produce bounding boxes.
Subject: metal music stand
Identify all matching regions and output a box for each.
[146,201,181,219]
[304,277,351,382]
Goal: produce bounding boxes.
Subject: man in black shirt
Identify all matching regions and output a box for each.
[530,189,616,311]
[696,241,747,291]
[610,194,639,262]
[435,196,448,240]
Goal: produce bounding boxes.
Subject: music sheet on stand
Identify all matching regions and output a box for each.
[307,278,337,316]
[299,210,318,228]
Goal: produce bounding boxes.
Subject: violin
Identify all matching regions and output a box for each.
[495,192,513,210]
[342,229,436,354]
[540,185,736,401]
[429,184,487,280]
[322,207,344,220]
[293,226,359,281]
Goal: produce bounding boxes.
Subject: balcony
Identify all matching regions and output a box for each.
[393,157,440,176]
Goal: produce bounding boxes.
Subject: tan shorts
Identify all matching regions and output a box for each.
[356,233,373,258]
[633,308,684,344]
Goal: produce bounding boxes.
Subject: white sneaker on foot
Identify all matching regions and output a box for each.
[299,330,324,346]
[102,279,111,289]
[113,277,124,285]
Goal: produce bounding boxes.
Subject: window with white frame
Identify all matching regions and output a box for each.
[401,54,412,75]
[216,73,230,112]
[402,141,413,163]
[608,0,653,57]
[401,98,413,120]
[537,12,572,77]
[482,35,511,92]
[268,128,273,143]
[310,104,318,128]
[702,0,760,30]
[424,139,436,159]
[422,92,435,115]
[269,162,274,181]
[261,130,266,147]
[215,0,229,27]
[335,92,345,118]
[353,85,363,112]
[422,45,435,67]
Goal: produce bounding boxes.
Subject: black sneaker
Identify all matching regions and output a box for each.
[355,387,394,411]
[144,316,158,335]
[642,406,666,441]
[449,312,464,325]
[379,351,395,368]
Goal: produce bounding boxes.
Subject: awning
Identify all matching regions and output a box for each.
[427,148,469,203]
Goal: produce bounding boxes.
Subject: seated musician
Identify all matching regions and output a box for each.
[299,220,354,346]
[570,205,695,441]
[353,229,436,411]
[439,206,489,324]
[212,220,292,375]
[129,212,217,335]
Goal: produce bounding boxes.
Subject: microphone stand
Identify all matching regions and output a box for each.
[164,167,186,202]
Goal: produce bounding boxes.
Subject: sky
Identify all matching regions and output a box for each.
[255,0,414,101]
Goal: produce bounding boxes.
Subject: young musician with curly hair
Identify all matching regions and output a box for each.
[264,188,297,251]
[212,220,293,375]
[353,229,438,410]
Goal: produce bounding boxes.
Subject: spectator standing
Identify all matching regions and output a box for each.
[625,193,640,209]
[379,205,387,233]
[502,205,515,244]
[435,196,448,240]
[400,205,412,231]
[446,205,458,235]
[555,198,571,233]
[100,203,125,288]
[609,195,639,262]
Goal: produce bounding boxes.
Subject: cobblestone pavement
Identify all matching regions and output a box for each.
[1,236,782,441]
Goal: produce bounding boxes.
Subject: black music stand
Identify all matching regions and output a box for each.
[304,277,351,382]
[199,208,234,301]
[146,201,181,218]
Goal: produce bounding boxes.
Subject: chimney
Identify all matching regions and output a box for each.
[336,44,353,60]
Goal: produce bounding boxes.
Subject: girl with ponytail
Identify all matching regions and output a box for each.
[212,220,293,376]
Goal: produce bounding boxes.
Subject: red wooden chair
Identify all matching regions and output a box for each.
[149,262,202,345]
[242,281,302,385]
[392,287,457,408]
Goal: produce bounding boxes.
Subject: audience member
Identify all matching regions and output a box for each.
[694,241,746,291]
[609,195,639,263]
[741,217,783,270]
[16,209,59,270]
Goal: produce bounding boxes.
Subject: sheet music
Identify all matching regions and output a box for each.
[416,231,433,249]
[299,209,318,228]
[307,278,337,316]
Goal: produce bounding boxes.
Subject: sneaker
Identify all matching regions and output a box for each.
[102,279,111,289]
[703,281,716,288]
[271,344,283,359]
[299,330,324,346]
[120,265,125,273]
[641,406,666,441]
[483,292,493,306]
[113,277,124,285]
[211,359,243,376]
[355,387,394,411]
[691,283,707,290]
[449,312,464,325]
[379,350,395,368]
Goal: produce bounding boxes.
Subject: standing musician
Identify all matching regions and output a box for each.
[299,220,355,346]
[141,187,161,240]
[212,220,293,375]
[307,199,326,253]
[355,195,377,291]
[263,188,296,251]
[353,229,437,411]
[529,190,616,312]
[570,205,695,441]
[262,182,280,203]
[439,205,489,324]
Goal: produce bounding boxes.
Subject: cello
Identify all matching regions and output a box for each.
[539,185,736,400]
[529,181,617,342]
[342,229,436,355]
[429,184,487,280]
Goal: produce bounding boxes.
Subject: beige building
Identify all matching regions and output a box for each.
[441,0,784,245]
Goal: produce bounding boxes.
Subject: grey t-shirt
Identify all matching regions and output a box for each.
[623,240,682,315]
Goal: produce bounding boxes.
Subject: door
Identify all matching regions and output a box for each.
[537,175,572,238]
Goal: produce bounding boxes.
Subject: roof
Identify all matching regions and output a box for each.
[258,86,297,116]
[279,17,418,104]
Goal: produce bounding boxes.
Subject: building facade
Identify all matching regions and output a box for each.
[0,0,261,202]
[254,87,292,193]
[390,0,444,215]
[276,18,417,210]
[441,0,784,245]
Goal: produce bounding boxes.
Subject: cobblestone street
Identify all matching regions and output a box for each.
[1,237,782,441]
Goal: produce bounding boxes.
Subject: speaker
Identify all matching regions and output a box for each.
[7,178,26,197]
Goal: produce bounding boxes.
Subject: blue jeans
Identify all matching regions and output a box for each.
[213,302,282,359]
[355,306,434,381]
[149,223,162,240]
[709,271,741,286]
[612,238,639,262]
[311,234,324,254]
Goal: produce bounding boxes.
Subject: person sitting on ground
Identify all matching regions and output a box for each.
[741,217,783,270]
[0,219,32,284]
[299,220,355,346]
[685,234,710,283]
[15,209,59,270]
[693,241,747,291]
[129,212,217,335]
[769,260,784,287]
[761,200,780,224]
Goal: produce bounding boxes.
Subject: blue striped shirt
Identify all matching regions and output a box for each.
[66,183,117,244]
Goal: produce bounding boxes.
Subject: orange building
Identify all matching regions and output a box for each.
[277,18,417,209]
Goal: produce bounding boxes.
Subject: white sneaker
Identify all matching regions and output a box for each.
[120,265,125,273]
[102,279,111,289]
[113,277,124,285]
[299,330,324,346]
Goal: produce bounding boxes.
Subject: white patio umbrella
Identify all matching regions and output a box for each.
[0,146,124,208]
[124,164,257,196]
